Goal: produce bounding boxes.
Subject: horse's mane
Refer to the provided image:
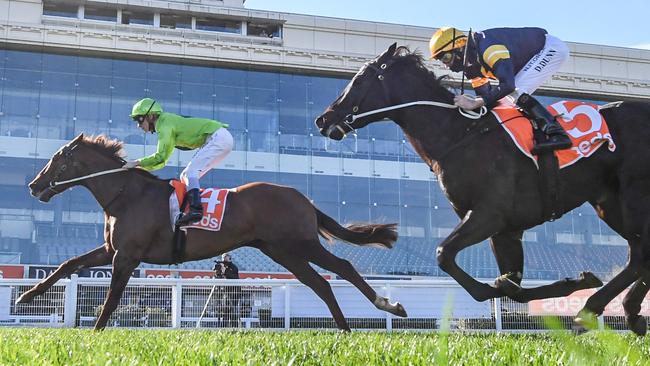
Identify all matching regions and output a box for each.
[80,135,161,180]
[391,46,455,103]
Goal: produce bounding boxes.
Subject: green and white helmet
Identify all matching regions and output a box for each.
[130,98,163,119]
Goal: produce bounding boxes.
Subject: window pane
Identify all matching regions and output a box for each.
[160,13,192,29]
[247,23,280,38]
[43,1,78,18]
[196,17,241,33]
[84,6,117,22]
[122,10,153,26]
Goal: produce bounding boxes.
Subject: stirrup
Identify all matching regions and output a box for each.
[175,210,202,226]
[531,135,572,155]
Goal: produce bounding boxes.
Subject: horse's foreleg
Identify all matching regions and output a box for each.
[16,245,113,304]
[94,251,139,330]
[305,240,407,317]
[436,209,503,302]
[260,244,350,331]
[622,278,650,336]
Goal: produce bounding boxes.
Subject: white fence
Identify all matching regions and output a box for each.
[0,276,634,331]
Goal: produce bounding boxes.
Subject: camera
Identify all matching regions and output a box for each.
[213,260,227,278]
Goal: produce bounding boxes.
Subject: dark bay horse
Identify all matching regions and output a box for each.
[315,43,650,335]
[18,134,407,331]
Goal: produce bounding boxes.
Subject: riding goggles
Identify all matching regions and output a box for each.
[438,52,455,65]
[132,99,157,125]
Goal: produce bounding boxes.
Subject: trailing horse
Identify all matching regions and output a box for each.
[315,43,650,335]
[18,134,407,331]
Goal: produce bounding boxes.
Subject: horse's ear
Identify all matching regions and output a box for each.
[378,42,398,61]
[72,133,84,143]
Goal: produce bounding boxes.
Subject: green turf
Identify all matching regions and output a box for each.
[0,328,649,365]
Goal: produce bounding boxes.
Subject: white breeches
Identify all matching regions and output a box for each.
[511,34,569,100]
[180,128,234,190]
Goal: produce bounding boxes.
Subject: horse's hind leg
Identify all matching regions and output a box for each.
[304,240,407,317]
[623,278,649,336]
[259,243,350,331]
[577,191,649,327]
[16,245,113,304]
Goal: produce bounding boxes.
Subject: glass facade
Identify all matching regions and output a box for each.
[0,48,627,279]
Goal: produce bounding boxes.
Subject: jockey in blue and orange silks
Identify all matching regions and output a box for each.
[429,27,572,154]
[124,98,233,225]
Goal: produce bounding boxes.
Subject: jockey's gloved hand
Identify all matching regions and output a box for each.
[123,160,140,169]
[454,94,485,110]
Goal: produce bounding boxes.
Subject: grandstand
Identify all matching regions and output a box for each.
[29,216,628,281]
[0,0,647,281]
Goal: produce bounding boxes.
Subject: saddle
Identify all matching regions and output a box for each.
[169,180,232,263]
[491,101,616,220]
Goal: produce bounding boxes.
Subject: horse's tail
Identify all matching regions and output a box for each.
[315,209,397,249]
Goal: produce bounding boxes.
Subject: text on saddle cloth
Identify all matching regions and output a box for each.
[491,100,616,169]
[169,180,231,232]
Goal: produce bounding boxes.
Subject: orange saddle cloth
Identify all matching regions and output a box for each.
[491,100,616,168]
[169,180,231,231]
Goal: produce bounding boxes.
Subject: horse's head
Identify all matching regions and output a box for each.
[28,134,88,202]
[315,43,453,141]
[315,43,400,140]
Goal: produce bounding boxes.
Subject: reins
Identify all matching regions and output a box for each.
[49,168,128,188]
[344,100,488,126]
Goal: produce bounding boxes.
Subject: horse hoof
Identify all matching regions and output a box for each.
[626,315,647,336]
[391,302,408,318]
[494,273,522,298]
[571,322,589,335]
[579,272,603,288]
[574,309,599,331]
[15,291,35,304]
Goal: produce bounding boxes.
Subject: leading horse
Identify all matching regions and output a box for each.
[19,134,407,330]
[315,43,650,335]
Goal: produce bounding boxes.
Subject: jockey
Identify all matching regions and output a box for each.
[429,27,572,154]
[124,98,233,225]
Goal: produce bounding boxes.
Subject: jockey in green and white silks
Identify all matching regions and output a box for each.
[124,98,233,225]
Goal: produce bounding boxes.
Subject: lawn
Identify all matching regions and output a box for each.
[0,328,649,365]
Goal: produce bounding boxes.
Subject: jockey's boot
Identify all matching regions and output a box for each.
[516,93,572,155]
[176,188,203,226]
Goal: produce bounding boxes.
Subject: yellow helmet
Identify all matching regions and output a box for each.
[429,27,467,59]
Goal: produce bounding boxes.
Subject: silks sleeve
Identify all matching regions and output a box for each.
[137,125,175,171]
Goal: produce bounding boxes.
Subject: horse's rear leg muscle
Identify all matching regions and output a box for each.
[436,209,503,301]
[260,244,350,331]
[16,245,113,304]
[94,251,139,330]
[305,241,406,317]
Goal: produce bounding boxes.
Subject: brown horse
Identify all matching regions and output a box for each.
[315,43,650,334]
[18,134,407,330]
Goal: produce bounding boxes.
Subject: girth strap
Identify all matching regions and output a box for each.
[534,129,563,221]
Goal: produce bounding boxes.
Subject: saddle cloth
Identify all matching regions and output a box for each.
[168,180,232,232]
[491,100,616,168]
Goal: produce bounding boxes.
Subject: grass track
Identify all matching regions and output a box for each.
[1,328,650,365]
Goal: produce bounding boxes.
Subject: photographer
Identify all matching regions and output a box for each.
[212,253,241,327]
[213,253,239,279]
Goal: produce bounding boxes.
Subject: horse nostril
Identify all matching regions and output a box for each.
[315,116,326,128]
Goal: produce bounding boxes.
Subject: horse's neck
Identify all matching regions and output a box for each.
[82,166,169,215]
[397,105,472,165]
